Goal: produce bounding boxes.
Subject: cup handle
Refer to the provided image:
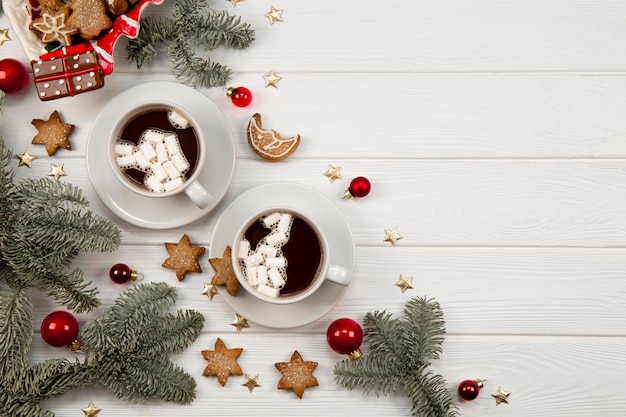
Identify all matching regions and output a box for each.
[184,179,212,208]
[325,263,352,286]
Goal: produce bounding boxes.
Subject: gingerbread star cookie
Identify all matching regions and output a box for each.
[201,338,243,386]
[66,0,112,39]
[162,234,205,281]
[209,245,239,296]
[275,350,319,399]
[31,110,74,156]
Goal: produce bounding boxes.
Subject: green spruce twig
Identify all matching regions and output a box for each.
[126,0,255,88]
[333,296,458,417]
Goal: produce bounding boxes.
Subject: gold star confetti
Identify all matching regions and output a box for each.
[383,227,403,245]
[323,164,342,183]
[262,69,282,88]
[491,386,511,405]
[228,0,244,5]
[264,5,284,25]
[81,402,101,417]
[394,274,414,293]
[242,373,261,392]
[230,314,250,333]
[0,28,11,45]
[16,150,36,167]
[47,163,66,180]
[201,282,219,301]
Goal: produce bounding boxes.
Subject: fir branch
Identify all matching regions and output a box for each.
[404,368,458,417]
[135,310,204,358]
[0,283,33,378]
[333,356,404,396]
[400,297,446,365]
[126,0,254,88]
[362,310,407,371]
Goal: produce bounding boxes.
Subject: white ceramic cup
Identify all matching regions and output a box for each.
[231,207,351,305]
[108,101,212,208]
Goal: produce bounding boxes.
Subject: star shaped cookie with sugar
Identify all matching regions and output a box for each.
[209,245,239,296]
[162,234,205,281]
[275,350,319,398]
[31,110,74,156]
[30,11,78,46]
[201,338,243,386]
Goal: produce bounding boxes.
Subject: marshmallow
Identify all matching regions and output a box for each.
[245,266,257,287]
[163,177,184,192]
[259,244,278,258]
[244,252,264,268]
[116,154,136,168]
[164,133,180,154]
[237,240,251,259]
[139,143,157,162]
[114,143,134,156]
[268,267,285,288]
[276,212,293,233]
[167,110,190,129]
[143,129,165,144]
[150,162,168,182]
[145,175,164,193]
[262,212,282,227]
[156,143,169,162]
[134,151,151,170]
[162,160,180,180]
[266,232,288,247]
[171,153,190,173]
[256,283,279,298]
[265,256,286,269]
[256,265,269,285]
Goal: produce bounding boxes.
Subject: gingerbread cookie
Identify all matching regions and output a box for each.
[201,338,243,386]
[246,113,300,161]
[31,110,74,156]
[105,0,129,15]
[66,0,112,39]
[275,351,319,398]
[208,246,239,296]
[162,234,205,281]
[30,10,78,47]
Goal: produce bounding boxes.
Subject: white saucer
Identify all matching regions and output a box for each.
[210,182,355,328]
[86,81,235,229]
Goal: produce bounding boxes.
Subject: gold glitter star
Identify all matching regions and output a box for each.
[201,282,219,301]
[394,274,414,293]
[242,373,261,392]
[383,227,403,245]
[81,402,101,417]
[491,386,511,405]
[323,164,342,183]
[228,0,244,5]
[0,28,11,45]
[264,5,284,25]
[262,69,282,88]
[16,150,36,168]
[230,314,250,333]
[47,163,66,181]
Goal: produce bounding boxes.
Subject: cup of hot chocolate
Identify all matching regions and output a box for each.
[108,101,212,208]
[231,207,351,305]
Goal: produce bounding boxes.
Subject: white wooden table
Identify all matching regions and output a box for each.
[2,1,626,416]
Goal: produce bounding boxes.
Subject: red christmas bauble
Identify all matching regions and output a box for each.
[110,263,132,284]
[227,86,253,107]
[0,59,29,94]
[40,311,79,347]
[347,176,371,198]
[457,379,484,401]
[326,318,363,359]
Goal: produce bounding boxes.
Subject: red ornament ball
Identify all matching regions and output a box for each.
[347,176,371,198]
[227,86,253,107]
[0,58,29,94]
[457,379,483,401]
[40,311,79,347]
[109,263,133,284]
[326,318,363,356]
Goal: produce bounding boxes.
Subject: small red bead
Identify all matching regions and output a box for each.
[228,86,253,107]
[40,311,79,347]
[349,176,371,198]
[109,263,132,284]
[458,379,482,401]
[326,318,363,354]
[0,58,29,94]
